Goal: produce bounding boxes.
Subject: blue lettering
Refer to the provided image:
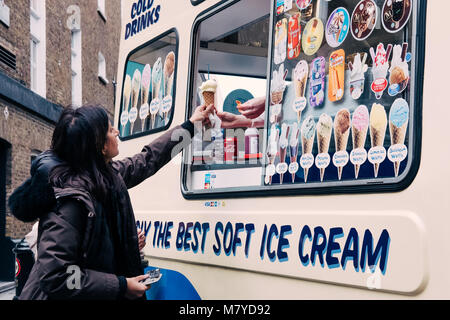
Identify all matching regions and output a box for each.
[131,3,137,19]
[326,227,344,269]
[311,226,327,267]
[267,224,278,262]
[136,0,143,16]
[175,222,185,251]
[277,225,292,262]
[213,222,223,256]
[192,222,201,253]
[232,223,244,256]
[259,224,268,260]
[152,221,160,247]
[183,222,193,252]
[156,221,165,248]
[244,224,255,258]
[341,228,359,271]
[223,222,233,256]
[201,223,210,253]
[299,225,312,266]
[154,5,161,23]
[164,222,173,249]
[360,229,390,274]
[131,19,137,37]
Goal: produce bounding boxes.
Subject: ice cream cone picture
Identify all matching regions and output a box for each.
[326,7,350,48]
[328,49,345,102]
[296,0,312,10]
[292,60,308,123]
[151,58,163,127]
[289,123,300,183]
[302,18,324,56]
[140,64,151,132]
[120,75,131,137]
[200,79,217,107]
[163,52,176,125]
[388,43,411,97]
[369,104,388,178]
[316,114,333,182]
[288,13,301,60]
[370,43,392,100]
[333,109,351,180]
[300,117,315,183]
[270,64,287,124]
[351,0,378,41]
[388,98,409,177]
[130,69,141,134]
[382,0,412,33]
[309,57,326,108]
[265,124,280,185]
[349,53,368,100]
[274,18,287,65]
[351,105,369,179]
[277,123,290,184]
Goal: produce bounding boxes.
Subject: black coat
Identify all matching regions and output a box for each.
[9,123,193,300]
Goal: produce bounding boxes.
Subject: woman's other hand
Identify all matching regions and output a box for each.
[190,104,215,125]
[237,97,266,119]
[216,111,251,129]
[125,275,150,299]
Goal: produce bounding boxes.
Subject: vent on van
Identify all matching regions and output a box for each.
[0,44,16,70]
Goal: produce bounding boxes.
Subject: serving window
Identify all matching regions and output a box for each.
[119,30,178,140]
[182,0,425,198]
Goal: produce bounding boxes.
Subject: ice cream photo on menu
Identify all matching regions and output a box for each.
[200,78,217,107]
[326,7,350,48]
[316,113,333,182]
[388,43,411,96]
[293,60,309,123]
[121,74,131,136]
[349,53,368,100]
[288,13,301,60]
[266,124,280,185]
[274,18,287,65]
[301,116,315,183]
[140,64,151,132]
[278,123,290,184]
[328,49,345,102]
[369,103,388,178]
[289,122,300,183]
[334,109,351,180]
[302,18,324,56]
[130,68,141,134]
[163,51,176,125]
[271,64,287,124]
[382,0,413,33]
[370,43,392,99]
[152,57,163,100]
[351,105,369,179]
[351,0,378,41]
[389,98,409,177]
[309,57,326,107]
[296,0,312,10]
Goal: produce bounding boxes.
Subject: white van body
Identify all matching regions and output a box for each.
[114,0,449,299]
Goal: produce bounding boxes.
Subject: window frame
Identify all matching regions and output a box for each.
[97,0,107,21]
[118,28,180,142]
[181,0,427,200]
[98,51,108,84]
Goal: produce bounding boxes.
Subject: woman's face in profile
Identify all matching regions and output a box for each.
[103,122,120,161]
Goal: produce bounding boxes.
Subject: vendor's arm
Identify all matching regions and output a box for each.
[113,104,214,189]
[217,111,265,129]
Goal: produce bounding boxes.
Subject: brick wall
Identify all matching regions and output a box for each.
[0,0,121,239]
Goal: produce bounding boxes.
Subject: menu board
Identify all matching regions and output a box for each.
[119,31,177,139]
[265,0,414,186]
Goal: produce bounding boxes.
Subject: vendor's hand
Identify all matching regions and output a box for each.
[137,228,146,251]
[216,111,251,129]
[190,104,214,126]
[125,275,150,300]
[237,97,266,119]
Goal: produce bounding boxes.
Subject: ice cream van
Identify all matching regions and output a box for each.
[115,0,449,299]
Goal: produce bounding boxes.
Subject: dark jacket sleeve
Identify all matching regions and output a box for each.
[112,121,193,189]
[37,200,122,300]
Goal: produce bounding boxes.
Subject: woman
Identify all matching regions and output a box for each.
[16,103,213,300]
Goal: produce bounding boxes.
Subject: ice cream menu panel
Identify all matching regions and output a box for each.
[119,31,177,139]
[265,0,415,186]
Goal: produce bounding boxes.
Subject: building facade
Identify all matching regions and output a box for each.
[0,0,121,250]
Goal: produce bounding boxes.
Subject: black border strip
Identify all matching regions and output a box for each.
[118,28,179,142]
[181,0,427,200]
[191,0,207,6]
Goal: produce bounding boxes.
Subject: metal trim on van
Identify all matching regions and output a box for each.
[118,28,180,142]
[181,0,427,200]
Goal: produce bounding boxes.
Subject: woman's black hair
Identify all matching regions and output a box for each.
[49,105,118,202]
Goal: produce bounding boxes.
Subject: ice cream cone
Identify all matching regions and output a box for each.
[164,52,175,96]
[317,114,333,182]
[352,126,368,178]
[389,121,408,177]
[151,114,156,129]
[370,104,387,178]
[388,98,409,177]
[302,135,314,183]
[202,91,215,106]
[334,109,350,180]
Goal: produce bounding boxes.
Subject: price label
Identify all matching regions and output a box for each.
[162,96,173,113]
[368,146,387,164]
[120,111,129,126]
[300,153,314,169]
[150,99,161,115]
[289,162,299,174]
[139,103,149,120]
[276,162,288,174]
[266,164,276,176]
[350,148,368,165]
[129,107,138,123]
[315,153,331,169]
[387,144,407,163]
[333,150,349,168]
[293,97,307,112]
